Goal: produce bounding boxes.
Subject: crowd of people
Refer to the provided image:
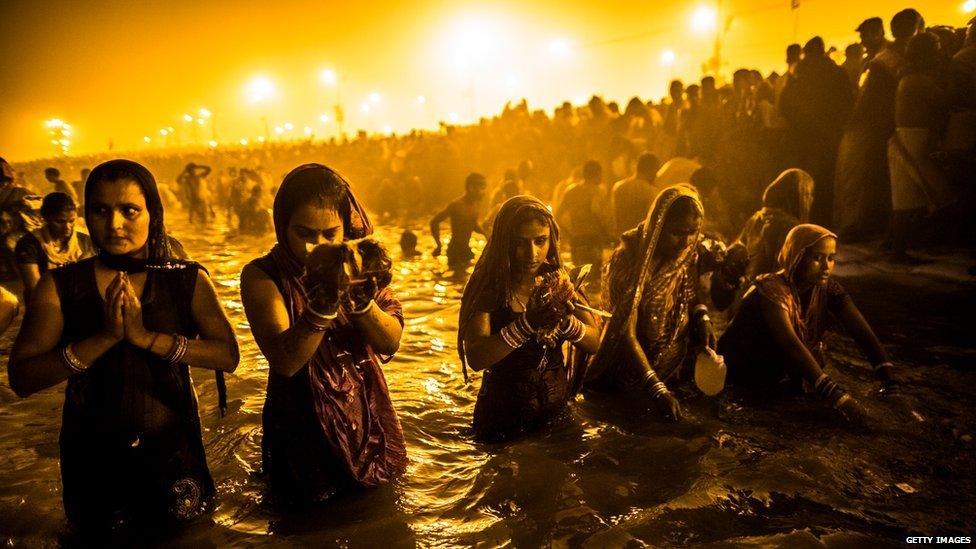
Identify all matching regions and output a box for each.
[0,6,972,539]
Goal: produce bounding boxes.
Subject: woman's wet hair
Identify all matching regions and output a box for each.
[85,159,171,261]
[40,192,76,218]
[272,163,372,247]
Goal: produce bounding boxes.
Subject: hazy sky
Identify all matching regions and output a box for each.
[0,0,967,161]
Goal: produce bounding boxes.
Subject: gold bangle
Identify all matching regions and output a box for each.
[61,344,87,373]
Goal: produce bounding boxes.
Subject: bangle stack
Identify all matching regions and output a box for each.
[560,316,587,344]
[873,361,894,371]
[61,344,88,374]
[643,370,668,396]
[349,299,376,316]
[303,305,337,331]
[164,334,189,365]
[499,314,535,349]
[814,373,845,403]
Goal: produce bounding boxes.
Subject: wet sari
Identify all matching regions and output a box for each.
[586,185,704,390]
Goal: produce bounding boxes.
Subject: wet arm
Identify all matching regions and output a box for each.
[135,270,240,372]
[350,301,402,356]
[462,312,518,372]
[16,262,40,304]
[430,206,450,248]
[570,297,601,354]
[834,297,890,376]
[8,274,118,397]
[240,263,328,378]
[760,297,824,386]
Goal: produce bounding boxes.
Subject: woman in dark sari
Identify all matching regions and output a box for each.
[459,196,600,443]
[718,224,896,424]
[732,168,815,280]
[240,163,406,505]
[585,185,723,421]
[8,159,239,533]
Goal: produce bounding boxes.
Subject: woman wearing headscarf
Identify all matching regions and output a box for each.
[8,159,240,533]
[731,168,815,280]
[459,196,600,443]
[240,163,406,505]
[585,185,720,421]
[718,224,896,424]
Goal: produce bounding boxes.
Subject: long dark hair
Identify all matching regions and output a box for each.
[85,159,173,263]
[457,195,561,380]
[272,164,372,248]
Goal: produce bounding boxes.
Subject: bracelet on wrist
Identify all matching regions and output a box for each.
[61,344,88,374]
[872,361,894,371]
[163,334,189,365]
[145,332,161,352]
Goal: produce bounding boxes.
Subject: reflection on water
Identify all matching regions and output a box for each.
[1,216,974,546]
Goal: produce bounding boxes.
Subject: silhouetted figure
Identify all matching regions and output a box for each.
[888,32,953,263]
[556,160,610,278]
[780,36,854,226]
[430,172,487,271]
[611,152,660,236]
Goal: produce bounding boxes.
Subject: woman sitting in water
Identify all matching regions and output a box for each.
[7,159,240,533]
[717,224,896,424]
[458,195,600,443]
[240,164,407,505]
[585,185,732,421]
[731,168,815,281]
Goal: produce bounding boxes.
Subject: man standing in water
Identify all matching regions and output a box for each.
[430,172,487,271]
[556,160,610,281]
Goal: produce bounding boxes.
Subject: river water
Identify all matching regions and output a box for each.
[1,215,974,547]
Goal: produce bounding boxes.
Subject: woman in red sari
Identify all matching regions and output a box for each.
[240,164,406,505]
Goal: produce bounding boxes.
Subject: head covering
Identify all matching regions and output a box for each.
[259,164,406,486]
[85,159,173,266]
[457,195,560,381]
[270,163,372,278]
[0,157,14,183]
[750,223,838,349]
[589,185,704,385]
[762,168,814,221]
[777,223,837,280]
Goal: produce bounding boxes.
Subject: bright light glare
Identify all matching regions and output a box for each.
[183,114,193,122]
[369,92,382,103]
[303,126,313,135]
[964,0,976,12]
[246,76,276,103]
[320,114,330,123]
[416,95,426,105]
[199,108,211,119]
[691,5,718,33]
[320,69,338,86]
[661,49,676,66]
[547,39,572,58]
[240,138,249,145]
[143,136,151,143]
[208,140,218,148]
[361,102,371,113]
[444,15,506,70]
[283,122,294,131]
[44,118,65,129]
[382,125,393,135]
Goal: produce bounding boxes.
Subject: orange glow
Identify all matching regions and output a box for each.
[0,1,967,160]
